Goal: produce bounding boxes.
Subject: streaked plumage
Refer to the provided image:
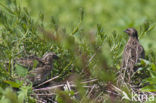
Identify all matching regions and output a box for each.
[16,56,43,70]
[122,28,145,72]
[26,52,58,85]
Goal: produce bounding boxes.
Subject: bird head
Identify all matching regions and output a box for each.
[124,28,138,38]
[41,52,58,65]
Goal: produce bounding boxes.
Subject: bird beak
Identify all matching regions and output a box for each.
[53,55,59,59]
[123,30,127,33]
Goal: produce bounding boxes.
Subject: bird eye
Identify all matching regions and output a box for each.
[127,29,130,31]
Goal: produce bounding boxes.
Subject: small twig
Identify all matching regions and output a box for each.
[33,84,94,91]
[66,81,72,91]
[36,100,46,103]
[34,84,64,91]
[87,53,96,66]
[87,84,96,97]
[81,78,98,84]
[94,92,104,101]
[34,75,60,88]
[31,93,56,96]
[106,90,121,96]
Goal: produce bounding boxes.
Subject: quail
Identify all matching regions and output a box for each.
[120,28,145,82]
[122,28,145,70]
[26,52,58,85]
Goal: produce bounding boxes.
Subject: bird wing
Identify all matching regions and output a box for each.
[27,65,52,85]
[122,40,145,69]
[137,44,145,59]
[122,43,136,69]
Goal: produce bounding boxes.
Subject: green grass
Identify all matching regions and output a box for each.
[0,0,156,103]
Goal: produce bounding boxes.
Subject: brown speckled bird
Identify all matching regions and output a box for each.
[122,28,145,75]
[27,52,58,85]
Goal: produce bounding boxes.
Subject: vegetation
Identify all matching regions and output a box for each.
[0,0,156,103]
